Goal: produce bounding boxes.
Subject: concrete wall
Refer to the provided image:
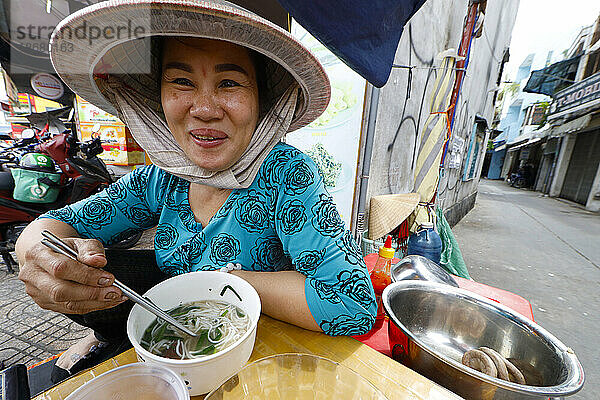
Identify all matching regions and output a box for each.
[364,0,519,226]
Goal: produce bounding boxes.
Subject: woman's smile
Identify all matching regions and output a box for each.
[161,38,260,171]
[189,128,228,148]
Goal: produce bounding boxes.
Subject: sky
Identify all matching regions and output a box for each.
[504,0,600,80]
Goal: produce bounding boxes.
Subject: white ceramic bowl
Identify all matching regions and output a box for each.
[126,271,261,396]
[65,362,189,400]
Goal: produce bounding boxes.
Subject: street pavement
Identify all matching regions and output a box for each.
[0,229,156,370]
[453,179,600,400]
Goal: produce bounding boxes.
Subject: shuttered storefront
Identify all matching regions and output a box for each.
[560,130,600,204]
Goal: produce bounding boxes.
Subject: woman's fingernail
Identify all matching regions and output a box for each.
[105,292,119,300]
[98,277,111,286]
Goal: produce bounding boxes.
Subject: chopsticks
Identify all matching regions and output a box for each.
[40,230,198,337]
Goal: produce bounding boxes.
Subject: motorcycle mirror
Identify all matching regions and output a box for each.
[92,123,101,134]
[21,129,36,139]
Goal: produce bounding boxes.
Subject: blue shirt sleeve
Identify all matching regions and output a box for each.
[274,151,376,336]
[39,165,164,245]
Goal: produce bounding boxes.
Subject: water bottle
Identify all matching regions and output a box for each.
[406,222,442,264]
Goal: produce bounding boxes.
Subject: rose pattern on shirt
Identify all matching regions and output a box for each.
[283,159,314,195]
[213,191,241,220]
[320,312,375,336]
[336,269,375,310]
[127,167,151,200]
[123,203,156,228]
[257,148,300,191]
[336,230,363,265]
[161,258,189,276]
[178,203,198,231]
[250,235,285,271]
[311,194,344,237]
[164,188,183,211]
[277,199,306,235]
[187,233,207,264]
[45,207,78,226]
[294,249,325,276]
[105,179,127,203]
[235,190,269,234]
[77,197,116,230]
[210,233,241,265]
[154,223,179,250]
[310,279,342,303]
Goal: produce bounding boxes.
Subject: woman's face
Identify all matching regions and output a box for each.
[161,38,259,172]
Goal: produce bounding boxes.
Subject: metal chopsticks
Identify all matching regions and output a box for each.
[40,230,198,337]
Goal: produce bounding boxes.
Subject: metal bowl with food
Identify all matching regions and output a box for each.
[382,280,584,400]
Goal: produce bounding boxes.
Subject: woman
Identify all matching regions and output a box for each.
[16,0,376,381]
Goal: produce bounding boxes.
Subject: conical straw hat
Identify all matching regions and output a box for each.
[368,193,420,240]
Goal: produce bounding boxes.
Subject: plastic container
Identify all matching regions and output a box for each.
[64,362,189,400]
[127,271,261,396]
[370,236,394,326]
[406,222,442,264]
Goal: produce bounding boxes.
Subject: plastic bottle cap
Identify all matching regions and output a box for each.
[378,235,395,258]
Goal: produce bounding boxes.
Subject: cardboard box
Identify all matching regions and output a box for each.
[76,95,145,166]
[79,123,145,166]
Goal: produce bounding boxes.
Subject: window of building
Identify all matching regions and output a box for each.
[463,120,487,181]
[583,50,600,79]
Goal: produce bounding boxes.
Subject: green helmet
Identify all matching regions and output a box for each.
[20,153,56,172]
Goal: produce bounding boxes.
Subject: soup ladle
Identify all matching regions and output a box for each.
[40,229,199,337]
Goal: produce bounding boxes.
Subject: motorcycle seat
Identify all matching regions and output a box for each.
[0,171,15,191]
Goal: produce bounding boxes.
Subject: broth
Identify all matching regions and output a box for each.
[140,300,251,360]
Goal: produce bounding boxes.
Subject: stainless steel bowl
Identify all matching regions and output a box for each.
[391,255,459,287]
[382,281,584,400]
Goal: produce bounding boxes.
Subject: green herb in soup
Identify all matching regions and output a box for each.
[140,300,251,360]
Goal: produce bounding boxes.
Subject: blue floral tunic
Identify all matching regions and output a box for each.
[41,143,376,336]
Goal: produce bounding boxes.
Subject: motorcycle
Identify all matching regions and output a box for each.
[0,108,142,272]
[508,164,535,189]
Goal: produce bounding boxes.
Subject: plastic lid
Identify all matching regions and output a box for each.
[378,235,395,258]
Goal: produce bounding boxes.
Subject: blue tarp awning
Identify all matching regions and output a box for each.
[278,0,427,87]
[523,55,581,97]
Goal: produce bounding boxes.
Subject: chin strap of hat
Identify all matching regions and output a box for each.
[97,76,299,189]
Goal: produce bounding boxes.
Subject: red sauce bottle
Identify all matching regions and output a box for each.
[370,235,394,327]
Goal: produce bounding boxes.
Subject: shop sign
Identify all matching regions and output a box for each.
[553,72,600,114]
[30,73,64,100]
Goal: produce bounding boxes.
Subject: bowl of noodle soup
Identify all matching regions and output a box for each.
[126,271,261,396]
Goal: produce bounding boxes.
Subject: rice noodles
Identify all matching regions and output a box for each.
[140,300,251,360]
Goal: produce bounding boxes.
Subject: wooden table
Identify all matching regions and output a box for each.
[33,315,463,400]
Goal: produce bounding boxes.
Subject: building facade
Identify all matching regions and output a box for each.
[488,53,552,181]
[360,0,520,228]
[527,14,600,211]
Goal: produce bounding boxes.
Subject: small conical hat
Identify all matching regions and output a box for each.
[368,193,420,240]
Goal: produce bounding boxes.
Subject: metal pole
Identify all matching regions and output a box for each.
[354,84,379,238]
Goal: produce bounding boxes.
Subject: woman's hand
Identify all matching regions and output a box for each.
[16,219,126,314]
